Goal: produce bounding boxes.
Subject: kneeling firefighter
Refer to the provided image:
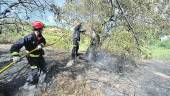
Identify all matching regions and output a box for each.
[10,21,47,85]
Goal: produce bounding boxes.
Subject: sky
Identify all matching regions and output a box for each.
[55,0,66,7]
[1,0,65,26]
[30,0,65,26]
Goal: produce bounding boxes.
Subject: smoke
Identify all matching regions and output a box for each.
[86,46,137,73]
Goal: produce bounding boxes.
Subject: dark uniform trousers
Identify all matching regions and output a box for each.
[71,38,79,61]
[26,56,47,84]
[10,32,47,85]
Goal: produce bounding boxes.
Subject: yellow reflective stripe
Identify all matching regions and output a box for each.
[11,52,19,56]
[29,54,40,57]
[26,50,40,57]
[30,65,38,69]
[26,50,29,53]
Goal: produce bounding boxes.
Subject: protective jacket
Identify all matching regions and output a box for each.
[72,23,85,41]
[10,32,46,56]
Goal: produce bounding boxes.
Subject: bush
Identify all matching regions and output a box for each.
[101,27,141,58]
[159,40,170,49]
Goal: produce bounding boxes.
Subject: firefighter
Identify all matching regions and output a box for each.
[10,21,46,85]
[86,26,100,62]
[71,23,86,62]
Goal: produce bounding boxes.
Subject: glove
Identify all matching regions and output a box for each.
[80,29,86,33]
[37,43,44,50]
[13,56,21,62]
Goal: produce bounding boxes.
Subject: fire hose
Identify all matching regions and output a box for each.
[0,32,67,75]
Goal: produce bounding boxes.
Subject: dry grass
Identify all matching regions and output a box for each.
[42,74,104,96]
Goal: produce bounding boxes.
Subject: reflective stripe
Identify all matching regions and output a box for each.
[26,50,29,53]
[26,50,40,57]
[29,54,40,57]
[11,52,19,56]
[30,66,38,69]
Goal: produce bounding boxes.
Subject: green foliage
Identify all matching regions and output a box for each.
[61,0,170,59]
[148,40,170,60]
[0,31,30,44]
[159,41,170,49]
[44,28,90,51]
[43,28,71,50]
[101,26,139,56]
[150,46,170,60]
[79,34,91,51]
[62,0,112,26]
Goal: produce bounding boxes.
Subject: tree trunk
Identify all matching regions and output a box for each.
[0,26,2,34]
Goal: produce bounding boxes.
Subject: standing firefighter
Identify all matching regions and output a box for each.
[71,23,86,62]
[10,21,46,85]
[86,26,100,62]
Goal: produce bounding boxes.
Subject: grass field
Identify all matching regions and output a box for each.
[149,41,170,60]
[151,48,170,60]
[0,27,90,52]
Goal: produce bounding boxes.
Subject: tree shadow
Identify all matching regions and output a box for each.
[0,75,27,96]
[0,60,13,68]
[0,51,8,55]
[44,57,71,83]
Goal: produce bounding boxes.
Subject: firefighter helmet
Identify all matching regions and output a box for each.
[32,21,45,29]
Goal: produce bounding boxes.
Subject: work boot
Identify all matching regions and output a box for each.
[73,59,77,64]
[26,66,39,85]
[38,71,46,84]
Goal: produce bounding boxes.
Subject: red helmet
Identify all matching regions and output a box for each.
[32,21,45,29]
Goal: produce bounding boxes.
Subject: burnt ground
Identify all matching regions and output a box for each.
[0,44,170,96]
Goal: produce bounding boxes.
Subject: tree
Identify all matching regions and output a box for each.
[51,0,170,57]
[0,0,54,33]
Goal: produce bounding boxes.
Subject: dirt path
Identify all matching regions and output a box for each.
[129,60,170,96]
[0,44,170,96]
